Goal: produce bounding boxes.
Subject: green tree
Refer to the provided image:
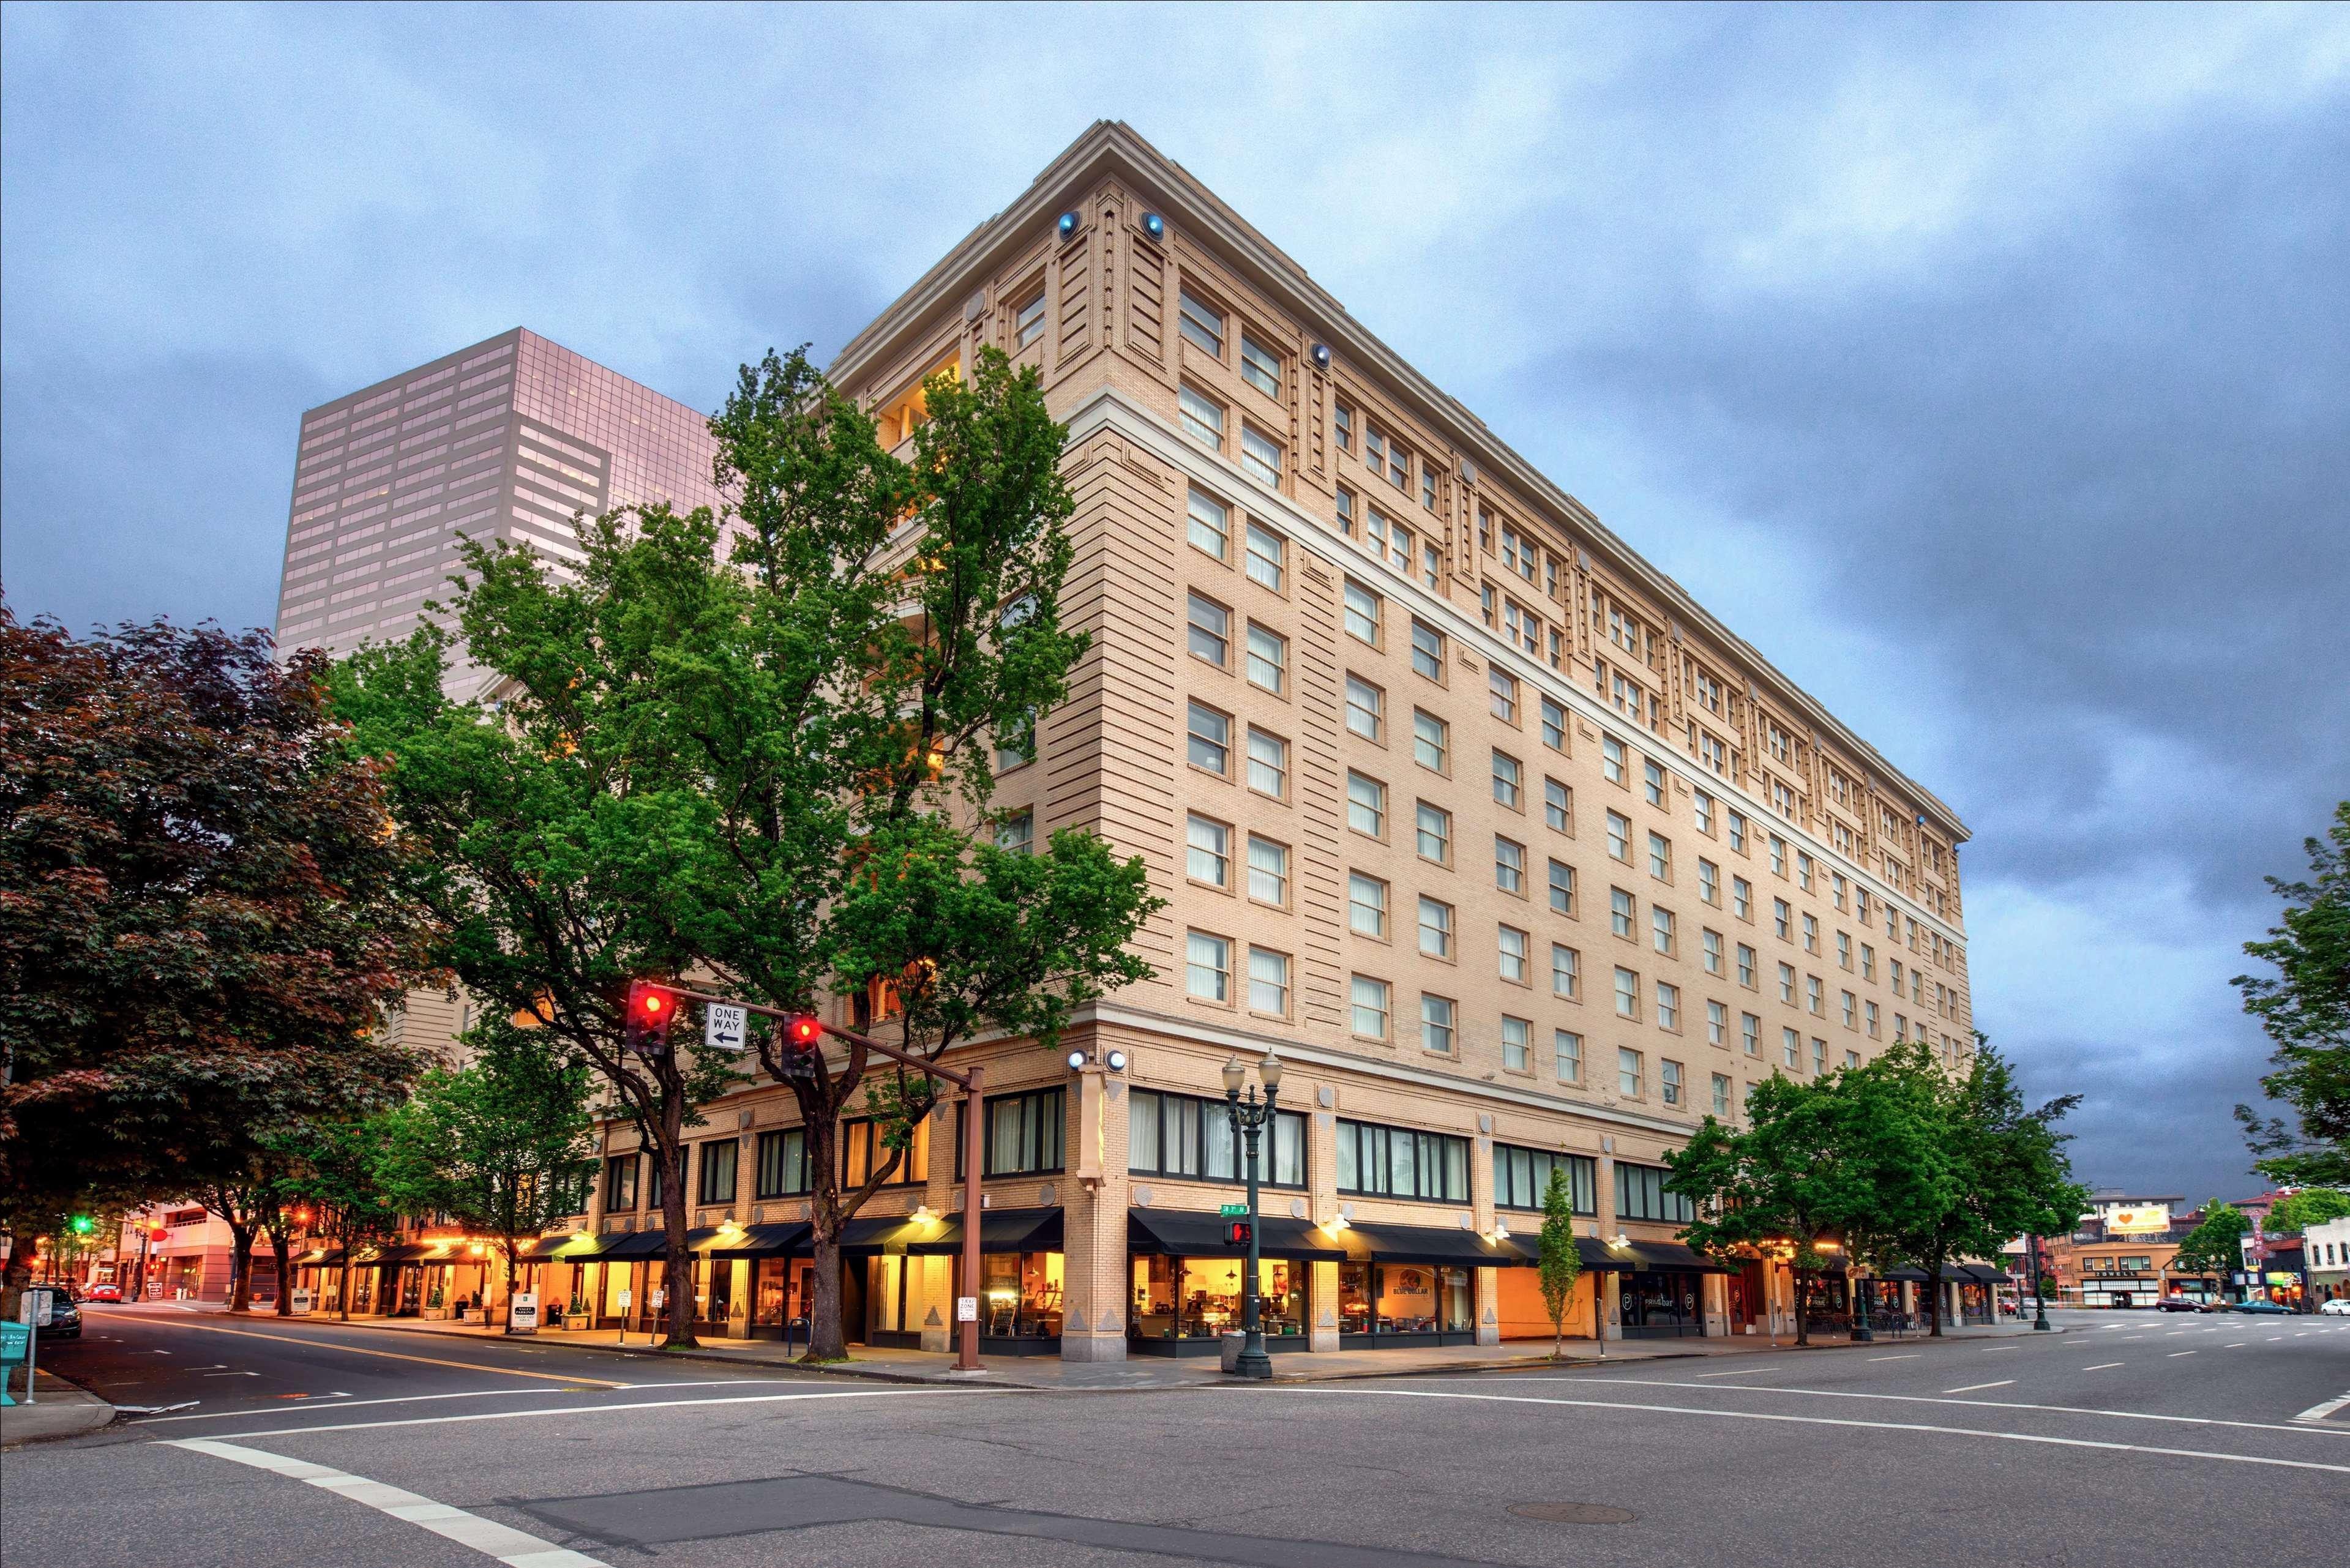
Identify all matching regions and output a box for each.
[0,610,437,1318]
[1833,1042,1961,1332]
[285,1117,403,1322]
[2234,803,2350,1188]
[2262,1187,2350,1237]
[2171,1201,2248,1288]
[1536,1165,1584,1359]
[375,1023,598,1323]
[1667,1073,1869,1346]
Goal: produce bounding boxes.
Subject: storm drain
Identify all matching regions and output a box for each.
[1510,1502,1639,1525]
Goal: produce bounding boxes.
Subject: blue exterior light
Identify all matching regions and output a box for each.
[1058,211,1079,239]
[1311,343,1331,371]
[1141,212,1164,240]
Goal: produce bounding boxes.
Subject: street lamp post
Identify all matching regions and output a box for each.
[1221,1051,1284,1381]
[2029,1234,2051,1331]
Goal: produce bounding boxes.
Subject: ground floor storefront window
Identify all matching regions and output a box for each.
[978,1250,1063,1340]
[1130,1256,1306,1345]
[750,1258,812,1338]
[1798,1271,1848,1333]
[1338,1262,1473,1343]
[1622,1270,1705,1338]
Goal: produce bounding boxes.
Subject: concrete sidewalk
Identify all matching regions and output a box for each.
[153,1304,2050,1389]
[0,1369,117,1447]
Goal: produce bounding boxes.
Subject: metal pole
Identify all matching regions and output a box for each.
[1237,1086,1271,1379]
[2030,1234,2051,1331]
[954,1063,984,1373]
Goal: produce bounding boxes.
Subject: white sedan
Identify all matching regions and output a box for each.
[2321,1298,2350,1316]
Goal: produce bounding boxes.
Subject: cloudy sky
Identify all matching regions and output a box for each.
[6,3,2344,1204]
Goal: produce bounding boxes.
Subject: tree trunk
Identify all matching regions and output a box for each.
[226,1222,255,1312]
[0,1250,31,1323]
[1925,1267,1944,1337]
[657,1096,697,1349]
[337,1253,353,1321]
[271,1236,294,1316]
[807,1233,845,1361]
[503,1248,519,1332]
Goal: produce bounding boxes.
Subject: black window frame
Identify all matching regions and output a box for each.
[754,1127,814,1200]
[1614,1160,1696,1224]
[1127,1086,1307,1190]
[1492,1143,1596,1215]
[954,1086,1068,1178]
[697,1138,738,1206]
[840,1117,927,1189]
[602,1153,638,1212]
[1334,1116,1471,1204]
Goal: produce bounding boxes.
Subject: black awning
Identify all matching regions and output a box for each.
[291,1249,345,1268]
[518,1233,606,1261]
[365,1244,430,1264]
[1341,1220,1524,1267]
[1882,1266,1931,1282]
[1497,1234,1633,1272]
[1956,1263,2016,1284]
[907,1208,1063,1256]
[1128,1209,1349,1262]
[1620,1240,1730,1275]
[705,1222,809,1258]
[597,1231,676,1260]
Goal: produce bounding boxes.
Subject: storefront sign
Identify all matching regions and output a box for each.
[2101,1204,2171,1235]
[956,1294,978,1323]
[509,1291,539,1332]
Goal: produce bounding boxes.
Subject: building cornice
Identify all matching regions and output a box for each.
[823,119,1969,846]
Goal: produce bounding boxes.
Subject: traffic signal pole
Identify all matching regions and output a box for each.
[642,983,987,1374]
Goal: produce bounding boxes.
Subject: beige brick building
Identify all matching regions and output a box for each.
[316,124,1975,1361]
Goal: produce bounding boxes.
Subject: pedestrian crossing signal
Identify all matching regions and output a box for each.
[624,981,674,1057]
[1227,1220,1252,1247]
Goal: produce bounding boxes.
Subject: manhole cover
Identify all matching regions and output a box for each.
[1510,1503,1638,1525]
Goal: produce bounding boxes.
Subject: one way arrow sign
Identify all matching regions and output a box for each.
[703,1002,747,1052]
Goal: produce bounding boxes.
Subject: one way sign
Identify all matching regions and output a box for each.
[703,1002,747,1052]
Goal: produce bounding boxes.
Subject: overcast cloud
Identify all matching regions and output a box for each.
[6,2,2344,1204]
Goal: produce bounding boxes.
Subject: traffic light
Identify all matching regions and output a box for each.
[70,1215,92,1235]
[779,1014,823,1079]
[1226,1220,1252,1247]
[624,981,675,1056]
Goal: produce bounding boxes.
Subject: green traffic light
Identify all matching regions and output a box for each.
[70,1215,92,1234]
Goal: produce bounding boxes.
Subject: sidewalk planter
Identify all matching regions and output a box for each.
[562,1312,594,1331]
[420,1307,449,1321]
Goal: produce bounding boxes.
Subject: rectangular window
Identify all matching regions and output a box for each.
[1489,668,1518,723]
[1178,288,1226,357]
[1841,990,1858,1028]
[1712,1073,1732,1117]
[1615,1161,1696,1223]
[1734,876,1753,920]
[1555,1029,1584,1085]
[1351,975,1391,1040]
[1541,696,1567,752]
[1416,801,1451,862]
[1129,1087,1306,1188]
[1418,895,1452,958]
[1014,290,1047,350]
[1865,1000,1880,1037]
[1188,487,1229,560]
[1492,749,1522,808]
[1349,872,1389,938]
[1494,1144,1596,1213]
[1611,886,1636,939]
[1413,709,1448,772]
[1707,998,1728,1045]
[982,1087,1066,1176]
[1607,810,1632,862]
[1334,1117,1470,1203]
[1187,701,1230,775]
[1186,592,1229,665]
[1552,943,1581,998]
[1783,1027,1802,1068]
[754,1129,813,1199]
[1803,913,1819,953]
[1410,619,1445,681]
[603,1153,639,1211]
[1421,993,1456,1056]
[1244,521,1286,590]
[1729,810,1748,853]
[1548,859,1575,916]
[1649,831,1671,881]
[1644,759,1666,807]
[1421,465,1438,513]
[1334,401,1353,452]
[1248,946,1290,1017]
[1652,906,1675,955]
[1185,813,1230,886]
[1499,924,1529,983]
[1494,836,1525,894]
[1247,835,1288,905]
[1661,1059,1683,1107]
[1837,931,1853,971]
[1615,966,1640,1019]
[1618,1046,1644,1098]
[1244,624,1285,692]
[1344,579,1381,644]
[1240,427,1282,487]
[996,811,1034,853]
[1545,778,1572,834]
[1240,334,1281,397]
[1246,727,1287,797]
[1186,931,1231,1001]
[1742,1012,1761,1056]
[1779,962,1797,1004]
[1703,927,1724,975]
[1697,858,1718,903]
[1657,983,1680,1031]
[1771,835,1788,876]
[1345,674,1384,740]
[1774,898,1792,940]
[1807,974,1825,1015]
[1179,386,1226,450]
[1336,484,1355,536]
[1813,1038,1828,1075]
[1694,791,1715,834]
[1798,851,1815,892]
[841,1118,929,1188]
[1501,1014,1531,1072]
[1603,734,1626,785]
[1347,772,1386,837]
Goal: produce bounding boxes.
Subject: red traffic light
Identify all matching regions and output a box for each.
[784,1015,823,1049]
[1226,1220,1253,1247]
[624,980,676,1056]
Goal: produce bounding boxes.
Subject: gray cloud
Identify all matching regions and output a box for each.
[6,2,2343,1203]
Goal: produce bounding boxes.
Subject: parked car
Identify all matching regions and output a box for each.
[2318,1298,2350,1316]
[2155,1295,2206,1313]
[82,1283,122,1303]
[24,1284,83,1340]
[2227,1299,2291,1315]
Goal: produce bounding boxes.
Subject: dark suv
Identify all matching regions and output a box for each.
[26,1285,83,1340]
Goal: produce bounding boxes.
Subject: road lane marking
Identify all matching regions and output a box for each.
[2295,1393,2350,1424]
[2168,1351,2196,1358]
[2082,1363,2124,1371]
[2226,1342,2247,1348]
[1470,1376,2350,1438]
[101,1316,629,1387]
[1868,1354,1921,1361]
[181,1387,977,1441]
[130,1378,822,1424]
[1696,1368,1781,1378]
[1944,1380,2015,1394]
[1283,1389,2350,1475]
[168,1439,608,1567]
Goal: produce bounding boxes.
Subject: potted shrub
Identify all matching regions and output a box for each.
[421,1283,449,1321]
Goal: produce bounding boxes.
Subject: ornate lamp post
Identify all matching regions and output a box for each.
[1222,1050,1284,1381]
[2029,1233,2052,1331]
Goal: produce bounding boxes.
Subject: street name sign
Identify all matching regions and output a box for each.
[1218,1203,1248,1217]
[705,1002,747,1052]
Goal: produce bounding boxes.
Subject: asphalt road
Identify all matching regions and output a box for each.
[7,1305,2346,1567]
